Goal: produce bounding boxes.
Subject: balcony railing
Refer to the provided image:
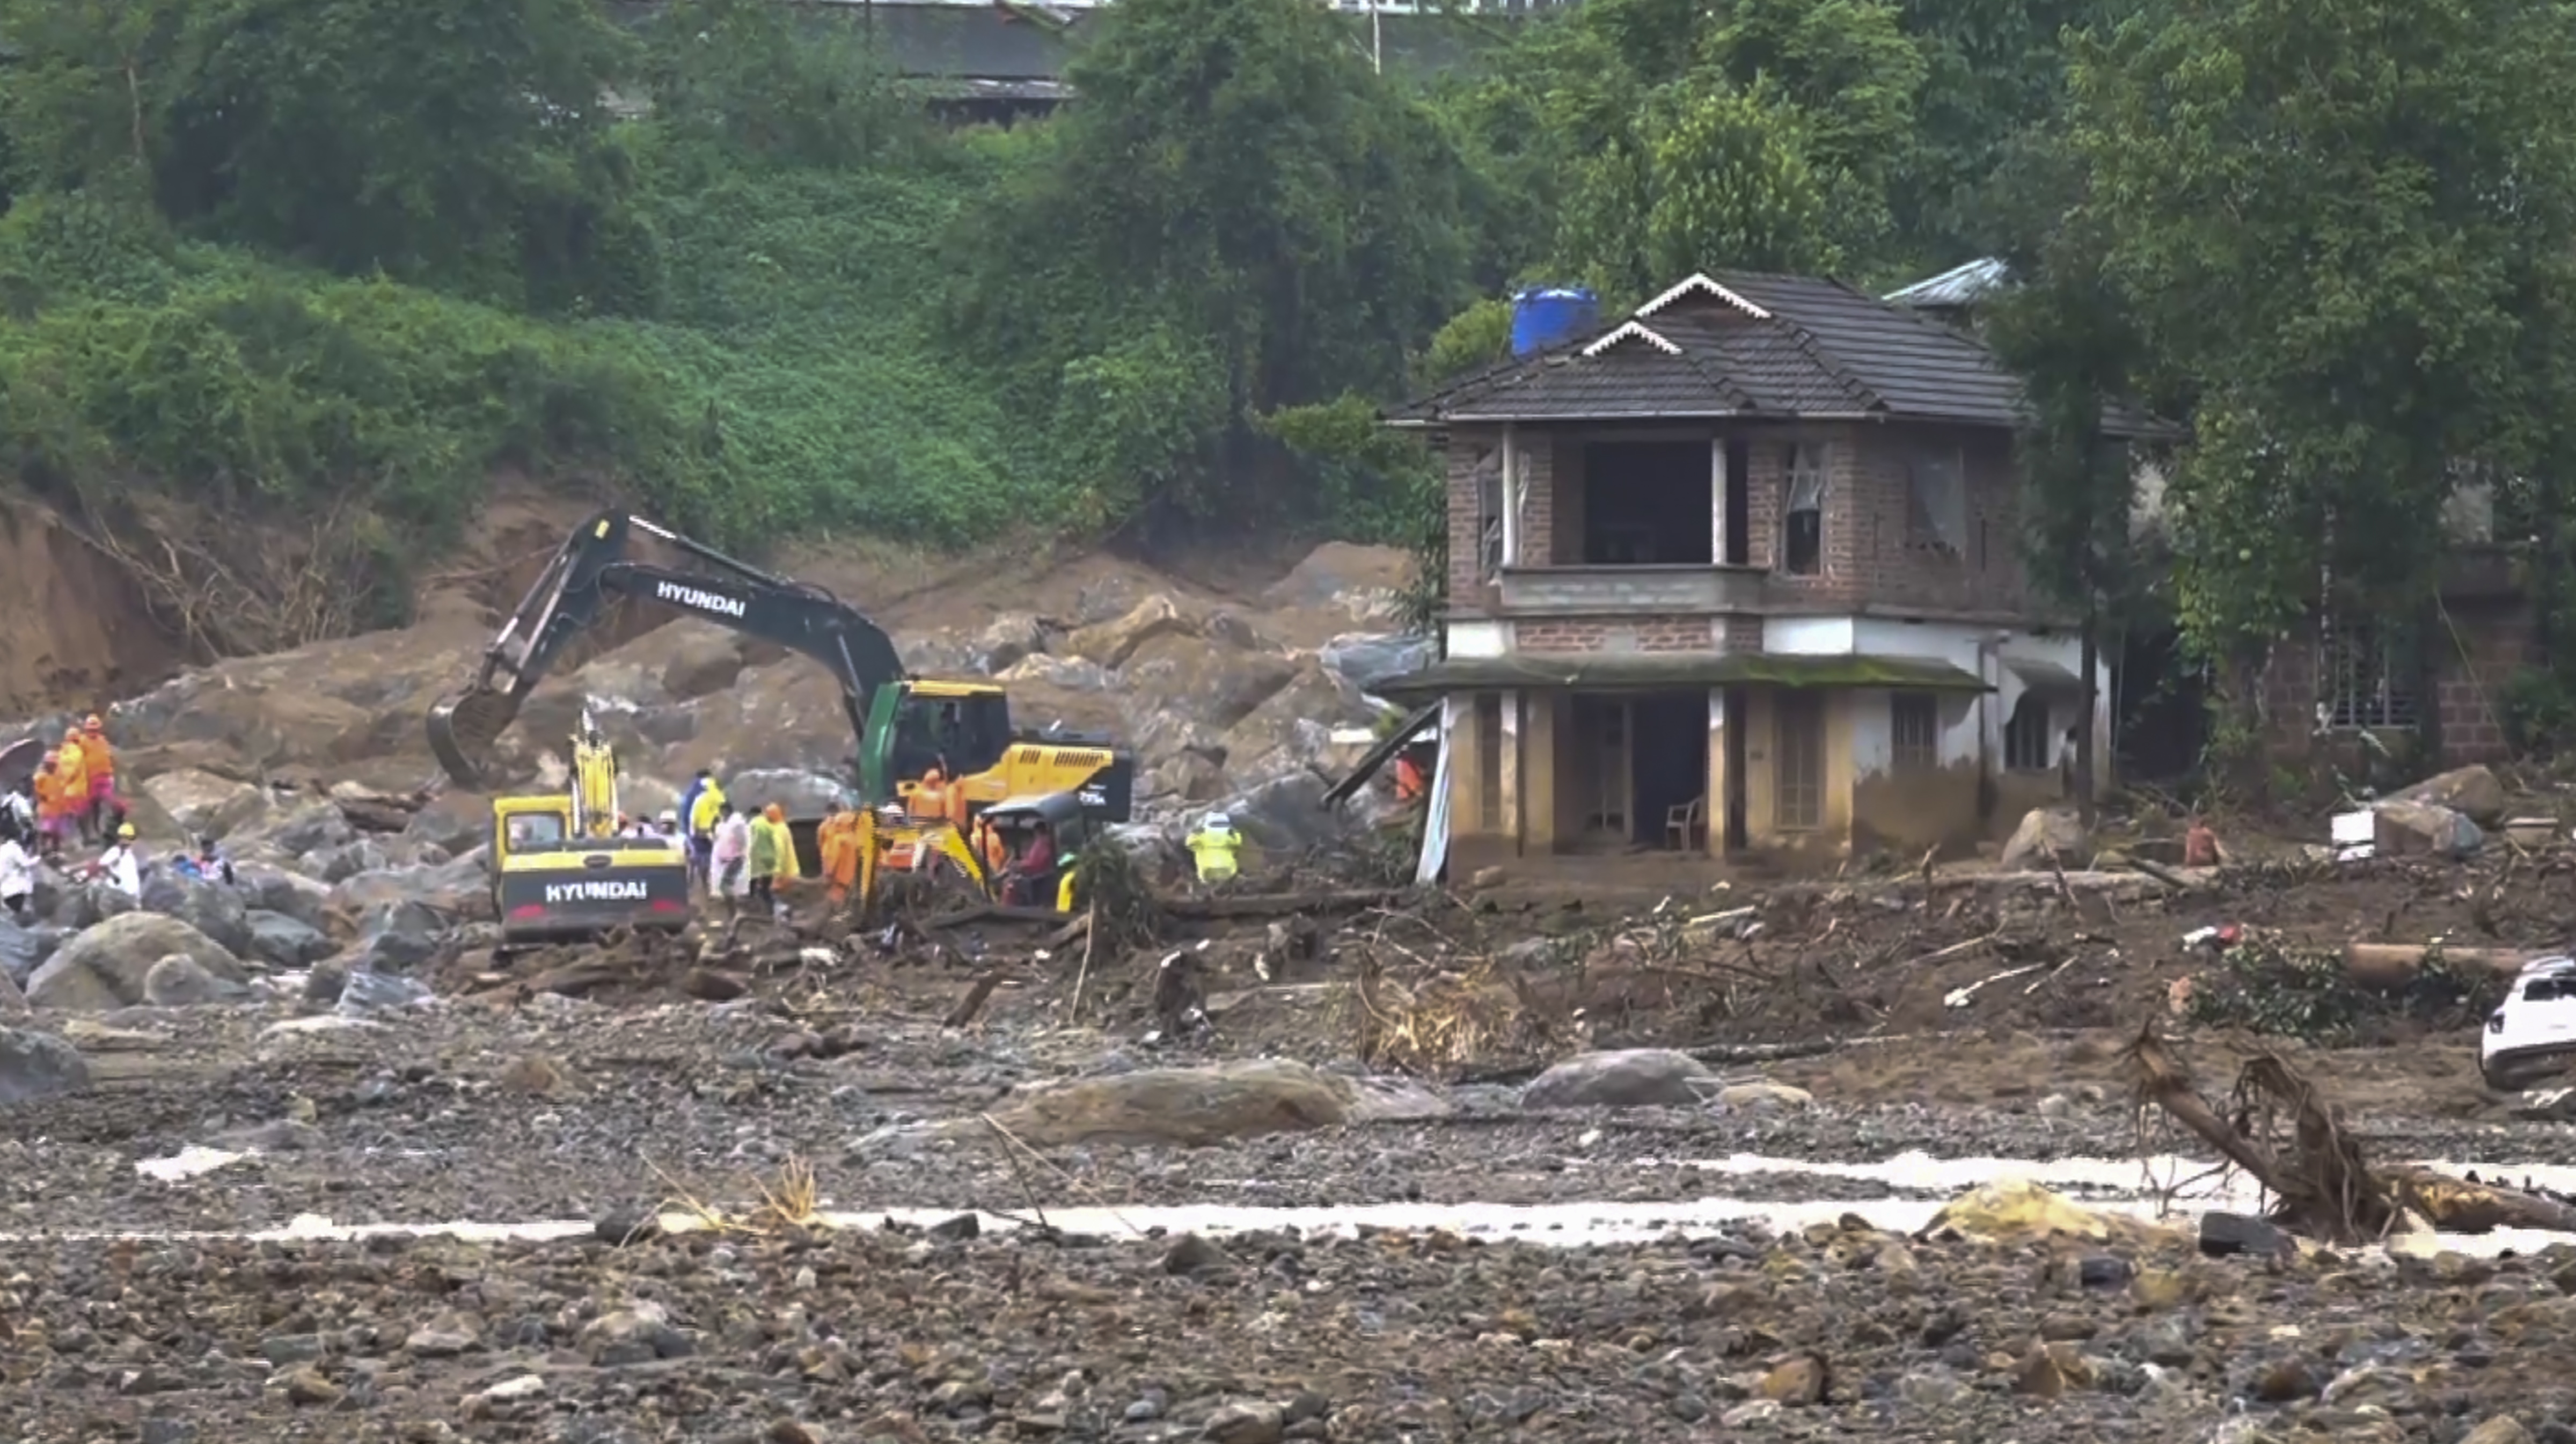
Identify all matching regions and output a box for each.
[1497,564,1769,615]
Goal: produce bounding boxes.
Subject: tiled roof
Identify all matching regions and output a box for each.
[1390,269,2169,437]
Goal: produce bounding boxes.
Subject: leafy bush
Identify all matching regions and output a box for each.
[2502,667,2576,757]
[2184,935,2505,1045]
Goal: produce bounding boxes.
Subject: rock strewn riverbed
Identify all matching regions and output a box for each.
[6,1203,2576,1442]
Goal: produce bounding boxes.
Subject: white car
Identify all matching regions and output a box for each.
[2482,956,2576,1091]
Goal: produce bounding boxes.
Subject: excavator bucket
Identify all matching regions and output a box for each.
[426,688,523,789]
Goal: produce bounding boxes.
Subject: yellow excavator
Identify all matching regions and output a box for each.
[488,709,693,946]
[426,511,1136,870]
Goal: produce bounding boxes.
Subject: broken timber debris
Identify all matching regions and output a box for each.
[2124,1020,2576,1244]
[2341,942,2540,988]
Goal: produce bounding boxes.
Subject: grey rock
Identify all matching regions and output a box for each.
[245,910,335,969]
[237,799,356,857]
[137,869,254,959]
[0,915,61,987]
[1320,632,1434,692]
[0,1025,91,1105]
[142,953,245,1007]
[27,913,245,1012]
[235,863,333,931]
[311,840,390,884]
[1520,1049,1715,1111]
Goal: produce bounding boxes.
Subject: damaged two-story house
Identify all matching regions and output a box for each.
[1375,272,2165,873]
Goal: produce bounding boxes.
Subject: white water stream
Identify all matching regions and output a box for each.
[75,1148,2576,1259]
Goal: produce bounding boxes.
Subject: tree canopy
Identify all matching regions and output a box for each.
[3,0,2575,763]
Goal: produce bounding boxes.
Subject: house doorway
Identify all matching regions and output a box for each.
[1570,692,1710,849]
[1774,690,1825,832]
[1583,442,1713,565]
[1631,692,1708,850]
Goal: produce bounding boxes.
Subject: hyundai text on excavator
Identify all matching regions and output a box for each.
[491,709,692,945]
[426,510,1136,860]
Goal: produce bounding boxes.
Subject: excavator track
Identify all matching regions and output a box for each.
[427,688,521,789]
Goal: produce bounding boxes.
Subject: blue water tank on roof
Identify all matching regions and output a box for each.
[1510,286,1599,356]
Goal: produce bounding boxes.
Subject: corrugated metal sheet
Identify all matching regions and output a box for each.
[1884,257,2010,311]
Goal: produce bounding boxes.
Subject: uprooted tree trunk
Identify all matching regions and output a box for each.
[2124,1020,2576,1242]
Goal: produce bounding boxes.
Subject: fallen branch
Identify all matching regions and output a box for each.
[1897,931,1998,971]
[1160,889,1406,920]
[1067,901,1099,1019]
[943,965,1010,1030]
[2343,942,2538,988]
[464,962,624,1004]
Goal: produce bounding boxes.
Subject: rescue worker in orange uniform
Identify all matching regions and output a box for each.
[908,767,949,822]
[50,731,90,844]
[817,801,864,906]
[972,816,1006,880]
[76,714,117,838]
[31,752,67,858]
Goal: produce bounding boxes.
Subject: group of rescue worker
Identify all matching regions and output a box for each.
[2,714,232,920]
[18,716,124,855]
[661,761,1091,918]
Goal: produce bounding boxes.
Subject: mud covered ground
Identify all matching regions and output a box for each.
[12,847,2576,1440]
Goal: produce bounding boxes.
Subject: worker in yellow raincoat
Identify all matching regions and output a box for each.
[1187,812,1241,885]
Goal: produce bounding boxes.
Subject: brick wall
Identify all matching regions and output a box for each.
[1516,616,1721,652]
[1444,426,1557,614]
[2257,604,2531,765]
[1732,424,2034,616]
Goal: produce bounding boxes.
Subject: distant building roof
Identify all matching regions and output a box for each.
[1387,270,2165,437]
[1884,257,2009,312]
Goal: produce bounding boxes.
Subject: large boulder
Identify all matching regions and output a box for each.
[143,953,246,1007]
[49,881,137,931]
[901,1059,1446,1148]
[311,840,392,884]
[722,768,851,820]
[1321,633,1436,693]
[232,799,356,857]
[26,913,245,1012]
[1260,542,1413,624]
[975,613,1048,674]
[656,622,752,701]
[1119,635,1300,732]
[995,654,1115,693]
[0,916,60,988]
[2372,799,2483,859]
[0,1027,90,1105]
[236,862,334,932]
[136,769,269,840]
[2000,807,2088,871]
[405,791,493,855]
[1520,1049,1717,1111]
[2387,764,2507,828]
[1065,595,1195,670]
[352,899,449,973]
[137,869,255,959]
[246,911,336,969]
[0,965,23,1019]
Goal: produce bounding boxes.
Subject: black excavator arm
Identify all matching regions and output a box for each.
[427,510,904,788]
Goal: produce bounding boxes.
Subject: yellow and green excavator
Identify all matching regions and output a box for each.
[428,510,1137,888]
[488,709,693,945]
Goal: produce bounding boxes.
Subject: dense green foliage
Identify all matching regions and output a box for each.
[4,0,2573,741]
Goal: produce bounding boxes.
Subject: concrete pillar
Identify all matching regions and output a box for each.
[1710,437,1729,565]
[1499,688,1523,851]
[1705,687,1728,858]
[1525,692,1561,852]
[1448,694,1485,836]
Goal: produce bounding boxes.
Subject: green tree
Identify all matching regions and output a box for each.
[955,0,1476,530]
[635,0,928,173]
[1,0,645,309]
[2065,0,2576,761]
[1985,196,2146,822]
